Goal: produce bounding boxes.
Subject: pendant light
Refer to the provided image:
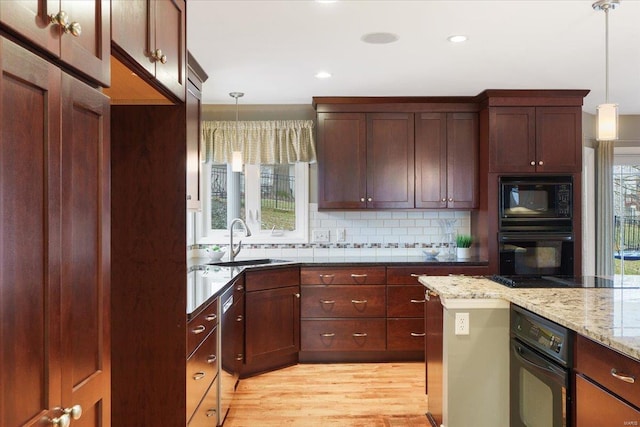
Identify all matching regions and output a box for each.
[593,0,620,141]
[229,91,244,172]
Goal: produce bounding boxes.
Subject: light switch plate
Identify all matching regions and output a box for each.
[336,228,346,242]
[312,229,330,243]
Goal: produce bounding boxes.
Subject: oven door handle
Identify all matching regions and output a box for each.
[500,233,573,242]
[512,341,567,381]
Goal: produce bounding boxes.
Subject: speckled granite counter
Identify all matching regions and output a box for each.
[418,275,640,361]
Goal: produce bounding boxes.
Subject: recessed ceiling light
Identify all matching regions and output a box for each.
[315,71,332,79]
[361,32,399,45]
[316,0,337,3]
[447,35,468,43]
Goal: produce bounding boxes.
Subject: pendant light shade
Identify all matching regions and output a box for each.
[597,103,618,141]
[593,0,620,141]
[230,91,244,172]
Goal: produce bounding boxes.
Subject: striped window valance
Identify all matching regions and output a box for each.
[202,120,316,164]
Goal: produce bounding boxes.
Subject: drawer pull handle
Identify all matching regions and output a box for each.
[236,284,244,291]
[350,274,368,278]
[192,325,206,334]
[320,333,335,337]
[320,299,336,304]
[351,299,367,304]
[193,372,206,381]
[411,332,426,337]
[205,313,217,322]
[319,274,335,278]
[236,354,243,361]
[206,409,217,418]
[410,274,422,278]
[236,315,243,322]
[410,299,426,304]
[207,355,217,364]
[352,332,368,337]
[611,369,636,384]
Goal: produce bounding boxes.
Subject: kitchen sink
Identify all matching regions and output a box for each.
[208,258,289,267]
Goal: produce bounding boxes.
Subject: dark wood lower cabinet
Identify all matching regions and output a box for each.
[425,291,443,426]
[242,267,300,378]
[575,375,640,426]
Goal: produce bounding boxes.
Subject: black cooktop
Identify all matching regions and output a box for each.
[490,275,624,288]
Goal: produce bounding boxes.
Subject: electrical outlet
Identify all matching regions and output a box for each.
[455,312,470,335]
[312,229,330,243]
[336,228,346,242]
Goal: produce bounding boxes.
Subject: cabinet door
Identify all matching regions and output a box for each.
[59,0,110,86]
[59,73,111,426]
[186,78,202,210]
[1,36,62,427]
[245,286,300,375]
[111,0,154,76]
[153,0,186,101]
[317,113,367,209]
[425,291,443,424]
[575,375,640,426]
[489,107,536,173]
[0,0,59,56]
[447,113,478,209]
[0,0,110,86]
[415,113,447,208]
[535,106,581,173]
[366,113,415,209]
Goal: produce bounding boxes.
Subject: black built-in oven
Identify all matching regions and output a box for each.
[499,176,574,275]
[511,305,572,427]
[500,176,572,232]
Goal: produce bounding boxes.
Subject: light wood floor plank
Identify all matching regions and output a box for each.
[224,362,429,427]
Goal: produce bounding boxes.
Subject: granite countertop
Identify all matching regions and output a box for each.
[418,275,640,362]
[187,256,489,318]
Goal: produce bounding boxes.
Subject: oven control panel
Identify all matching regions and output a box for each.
[511,304,571,366]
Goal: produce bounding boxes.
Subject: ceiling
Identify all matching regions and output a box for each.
[187,0,640,115]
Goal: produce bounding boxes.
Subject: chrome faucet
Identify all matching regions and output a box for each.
[228,218,252,262]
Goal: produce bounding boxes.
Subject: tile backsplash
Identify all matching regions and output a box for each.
[189,203,471,259]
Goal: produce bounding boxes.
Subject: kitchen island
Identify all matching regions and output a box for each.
[418,275,640,427]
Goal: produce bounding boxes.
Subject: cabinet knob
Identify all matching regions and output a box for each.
[367,197,372,202]
[530,161,536,166]
[448,198,453,202]
[151,49,168,64]
[294,293,300,298]
[360,197,365,202]
[441,198,446,202]
[538,161,544,166]
[49,11,82,37]
[49,405,82,427]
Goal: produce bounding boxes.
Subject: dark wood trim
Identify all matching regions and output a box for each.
[298,350,424,363]
[187,51,209,85]
[314,100,479,113]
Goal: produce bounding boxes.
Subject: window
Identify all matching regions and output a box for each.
[613,149,640,277]
[197,162,309,244]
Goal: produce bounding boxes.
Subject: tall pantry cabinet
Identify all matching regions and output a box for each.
[0,31,110,427]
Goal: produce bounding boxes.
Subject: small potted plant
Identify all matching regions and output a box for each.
[455,234,473,259]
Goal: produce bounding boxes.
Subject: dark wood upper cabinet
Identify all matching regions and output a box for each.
[317,113,367,209]
[186,53,208,211]
[0,0,110,86]
[367,113,415,209]
[416,112,478,209]
[316,112,414,209]
[1,36,110,427]
[111,0,186,101]
[489,106,582,173]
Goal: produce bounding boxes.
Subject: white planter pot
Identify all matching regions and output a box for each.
[456,247,471,259]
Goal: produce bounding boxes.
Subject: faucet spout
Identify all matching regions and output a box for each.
[229,218,252,262]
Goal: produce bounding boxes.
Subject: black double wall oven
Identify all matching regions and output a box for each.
[498,176,574,277]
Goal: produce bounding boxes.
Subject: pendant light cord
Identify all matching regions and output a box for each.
[605,5,610,104]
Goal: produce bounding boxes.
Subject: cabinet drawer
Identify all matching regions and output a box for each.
[575,375,640,426]
[387,286,425,317]
[387,318,425,351]
[188,377,219,426]
[575,335,640,409]
[301,267,385,285]
[245,266,299,292]
[301,286,386,318]
[301,319,386,351]
[386,266,489,284]
[187,299,218,358]
[186,329,218,422]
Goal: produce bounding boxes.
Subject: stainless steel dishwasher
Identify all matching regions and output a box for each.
[218,277,244,425]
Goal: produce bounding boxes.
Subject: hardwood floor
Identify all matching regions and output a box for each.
[224,362,429,426]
